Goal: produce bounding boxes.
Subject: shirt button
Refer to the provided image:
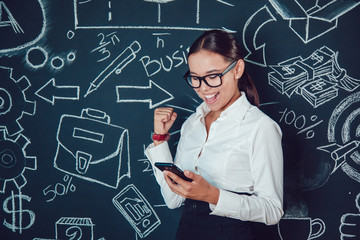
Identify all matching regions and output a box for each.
[192,203,197,209]
[195,166,198,171]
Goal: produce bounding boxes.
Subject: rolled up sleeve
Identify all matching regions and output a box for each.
[145,142,185,209]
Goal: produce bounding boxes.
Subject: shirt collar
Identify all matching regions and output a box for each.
[194,92,252,121]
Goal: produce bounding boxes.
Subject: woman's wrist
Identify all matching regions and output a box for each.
[152,132,170,146]
[207,186,220,205]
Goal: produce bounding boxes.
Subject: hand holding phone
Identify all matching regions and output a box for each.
[154,162,193,182]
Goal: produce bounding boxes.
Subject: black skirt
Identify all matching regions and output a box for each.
[175,199,255,240]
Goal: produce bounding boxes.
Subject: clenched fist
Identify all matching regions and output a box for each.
[339,193,360,239]
[153,108,177,145]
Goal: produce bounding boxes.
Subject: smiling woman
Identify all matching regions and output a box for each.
[184,60,237,88]
[187,51,241,120]
[145,30,284,240]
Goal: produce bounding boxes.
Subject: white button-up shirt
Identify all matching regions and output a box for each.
[145,93,284,225]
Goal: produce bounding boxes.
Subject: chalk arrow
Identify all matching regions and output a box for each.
[35,78,80,105]
[242,5,276,67]
[116,80,174,109]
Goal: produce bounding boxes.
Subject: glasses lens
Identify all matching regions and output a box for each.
[204,74,221,87]
[185,76,200,88]
[185,74,222,88]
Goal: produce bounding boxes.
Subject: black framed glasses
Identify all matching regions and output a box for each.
[183,61,237,88]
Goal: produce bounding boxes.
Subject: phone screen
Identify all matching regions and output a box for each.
[154,163,193,182]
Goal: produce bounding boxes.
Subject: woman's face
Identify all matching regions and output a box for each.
[188,50,244,115]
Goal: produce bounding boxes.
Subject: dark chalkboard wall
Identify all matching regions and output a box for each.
[0,0,360,239]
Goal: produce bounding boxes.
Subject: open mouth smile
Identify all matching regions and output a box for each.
[204,92,219,104]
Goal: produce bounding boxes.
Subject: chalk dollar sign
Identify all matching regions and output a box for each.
[3,191,35,233]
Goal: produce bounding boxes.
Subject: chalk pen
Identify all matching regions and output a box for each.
[84,40,141,97]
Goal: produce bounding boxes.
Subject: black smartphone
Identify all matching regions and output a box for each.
[154,162,193,182]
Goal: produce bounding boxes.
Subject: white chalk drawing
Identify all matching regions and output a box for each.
[2,189,36,234]
[113,184,161,239]
[43,174,76,202]
[277,217,325,240]
[0,130,37,193]
[35,78,80,105]
[0,1,23,34]
[85,40,141,97]
[33,237,105,239]
[0,66,36,136]
[74,0,235,31]
[91,31,121,62]
[25,46,48,69]
[299,78,338,107]
[195,0,200,24]
[138,145,154,174]
[116,79,174,109]
[217,0,234,7]
[56,217,94,240]
[318,141,360,175]
[268,0,360,43]
[242,5,276,67]
[144,0,175,23]
[0,0,46,54]
[166,104,195,114]
[67,30,75,39]
[153,32,171,49]
[318,91,360,182]
[33,238,55,240]
[51,56,65,70]
[328,92,360,143]
[138,158,153,173]
[107,0,112,21]
[278,108,323,140]
[339,193,360,239]
[54,108,130,189]
[268,46,360,108]
[139,44,189,77]
[67,52,76,62]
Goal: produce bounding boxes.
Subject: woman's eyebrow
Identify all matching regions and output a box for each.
[189,68,221,75]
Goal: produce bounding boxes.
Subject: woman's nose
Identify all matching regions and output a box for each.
[198,80,211,92]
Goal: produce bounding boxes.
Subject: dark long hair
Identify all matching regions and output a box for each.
[188,30,260,107]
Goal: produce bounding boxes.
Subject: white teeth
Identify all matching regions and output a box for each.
[204,93,217,99]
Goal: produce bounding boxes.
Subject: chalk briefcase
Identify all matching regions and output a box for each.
[54,108,130,188]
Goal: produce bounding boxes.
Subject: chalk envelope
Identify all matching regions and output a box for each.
[269,0,360,43]
[54,108,130,189]
[289,17,337,43]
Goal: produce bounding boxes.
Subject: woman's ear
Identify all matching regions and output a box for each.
[235,59,245,79]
